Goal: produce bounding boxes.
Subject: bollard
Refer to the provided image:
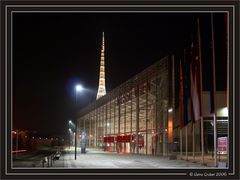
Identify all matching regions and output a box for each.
[43,156,48,168]
[47,156,50,167]
[42,159,45,167]
[51,155,52,167]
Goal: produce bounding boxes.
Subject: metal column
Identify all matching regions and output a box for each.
[136,86,140,154]
[146,82,149,155]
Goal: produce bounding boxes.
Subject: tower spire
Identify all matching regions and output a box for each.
[96,32,106,100]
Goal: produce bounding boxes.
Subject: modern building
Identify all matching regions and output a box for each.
[76,32,228,167]
[77,55,173,155]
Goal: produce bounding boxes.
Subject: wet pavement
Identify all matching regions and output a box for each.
[51,148,208,169]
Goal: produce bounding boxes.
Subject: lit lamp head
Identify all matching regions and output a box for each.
[217,107,228,117]
[76,84,83,92]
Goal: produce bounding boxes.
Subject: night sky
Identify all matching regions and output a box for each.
[13,13,227,136]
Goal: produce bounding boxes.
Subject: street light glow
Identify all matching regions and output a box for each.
[69,120,72,123]
[76,84,83,92]
[217,107,228,117]
[69,128,72,132]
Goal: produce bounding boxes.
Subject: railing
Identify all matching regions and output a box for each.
[41,152,61,167]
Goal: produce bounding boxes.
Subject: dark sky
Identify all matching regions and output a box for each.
[13,13,227,136]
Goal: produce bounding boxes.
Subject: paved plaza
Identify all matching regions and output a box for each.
[13,147,228,169]
[50,148,209,169]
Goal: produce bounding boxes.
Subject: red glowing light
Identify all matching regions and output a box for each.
[12,150,28,153]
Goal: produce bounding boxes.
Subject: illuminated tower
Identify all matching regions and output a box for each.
[96,32,106,100]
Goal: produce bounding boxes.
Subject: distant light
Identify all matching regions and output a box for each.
[39,137,41,139]
[217,107,228,117]
[12,150,28,153]
[222,107,228,116]
[76,84,83,92]
[25,136,27,138]
[74,132,75,135]
[69,128,72,132]
[32,137,34,139]
[168,108,173,113]
[107,123,110,126]
[12,131,17,134]
[69,120,72,123]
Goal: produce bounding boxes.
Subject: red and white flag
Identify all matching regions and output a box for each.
[190,18,202,123]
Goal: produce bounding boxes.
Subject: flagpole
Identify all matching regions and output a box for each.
[201,117,204,164]
[182,48,188,161]
[179,59,183,160]
[192,121,195,161]
[197,17,204,165]
[213,113,217,167]
[225,13,229,108]
[180,129,182,159]
[185,125,188,160]
[211,13,217,167]
[225,12,229,167]
[172,55,175,157]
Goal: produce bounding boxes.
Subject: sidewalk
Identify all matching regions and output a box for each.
[51,148,211,169]
[174,152,228,168]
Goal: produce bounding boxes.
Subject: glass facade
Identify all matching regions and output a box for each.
[77,56,173,156]
[77,55,228,164]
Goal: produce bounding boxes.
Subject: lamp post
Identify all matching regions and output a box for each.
[69,120,76,160]
[74,84,84,160]
[74,131,76,160]
[12,130,18,158]
[68,127,72,149]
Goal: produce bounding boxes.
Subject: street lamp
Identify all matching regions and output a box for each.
[73,84,84,160]
[68,127,72,149]
[76,85,83,92]
[75,85,83,105]
[12,130,18,158]
[69,121,77,159]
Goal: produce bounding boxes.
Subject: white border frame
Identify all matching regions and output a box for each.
[4,4,235,177]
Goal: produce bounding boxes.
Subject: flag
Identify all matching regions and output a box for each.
[224,13,228,104]
[190,18,202,123]
[201,13,216,114]
[209,13,216,114]
[179,60,184,129]
[183,49,191,126]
